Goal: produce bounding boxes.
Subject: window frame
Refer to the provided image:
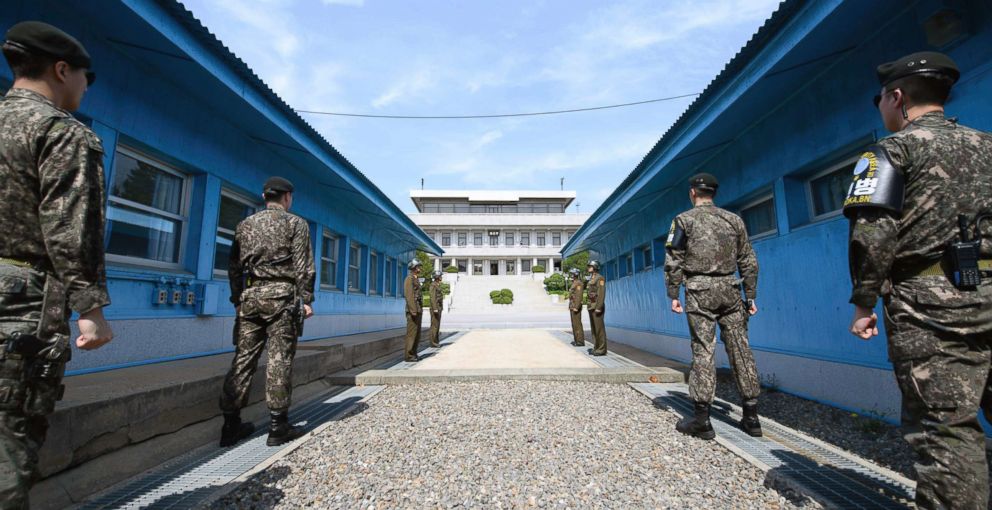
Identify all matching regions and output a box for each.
[320,229,340,290]
[806,156,859,222]
[213,189,259,278]
[369,250,379,295]
[348,242,362,292]
[520,233,530,246]
[457,232,467,247]
[552,231,561,247]
[536,232,546,247]
[441,232,451,247]
[473,232,483,246]
[738,193,778,239]
[641,244,653,270]
[105,146,192,270]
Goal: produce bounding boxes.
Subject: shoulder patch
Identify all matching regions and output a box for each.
[666,218,686,250]
[598,279,604,286]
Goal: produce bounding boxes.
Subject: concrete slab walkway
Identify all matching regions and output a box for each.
[413,329,597,370]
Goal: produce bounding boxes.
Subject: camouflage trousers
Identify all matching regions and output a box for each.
[884,276,992,510]
[429,311,442,347]
[0,264,69,509]
[220,310,298,414]
[684,276,760,405]
[570,310,585,344]
[405,312,422,360]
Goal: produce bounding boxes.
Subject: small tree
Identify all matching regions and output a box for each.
[415,249,435,275]
[543,273,566,292]
[562,250,590,274]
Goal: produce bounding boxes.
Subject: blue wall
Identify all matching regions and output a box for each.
[1,1,435,373]
[566,0,992,411]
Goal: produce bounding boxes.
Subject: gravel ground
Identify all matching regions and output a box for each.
[214,381,802,509]
[714,372,992,507]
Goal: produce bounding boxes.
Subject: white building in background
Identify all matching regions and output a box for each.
[408,190,591,276]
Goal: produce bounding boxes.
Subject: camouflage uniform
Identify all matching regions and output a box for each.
[586,273,607,355]
[220,203,315,414]
[847,111,992,510]
[403,273,423,360]
[428,279,443,347]
[665,203,761,405]
[568,276,585,345]
[0,88,109,508]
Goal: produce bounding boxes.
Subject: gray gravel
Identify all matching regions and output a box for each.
[214,381,801,509]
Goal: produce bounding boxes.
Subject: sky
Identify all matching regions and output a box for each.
[181,0,782,214]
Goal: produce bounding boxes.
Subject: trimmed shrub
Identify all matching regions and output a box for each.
[543,273,566,292]
[490,290,501,299]
[532,265,546,273]
[500,289,513,299]
[441,282,451,295]
[444,265,459,273]
[422,295,431,307]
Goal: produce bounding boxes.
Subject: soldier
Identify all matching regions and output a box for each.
[846,52,992,509]
[428,271,443,348]
[0,21,114,507]
[567,268,585,346]
[585,261,607,356]
[665,173,762,440]
[403,260,424,361]
[219,176,315,448]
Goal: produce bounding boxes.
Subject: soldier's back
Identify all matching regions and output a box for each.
[676,205,745,275]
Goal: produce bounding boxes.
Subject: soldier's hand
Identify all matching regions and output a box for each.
[303,304,313,319]
[77,307,114,350]
[747,299,758,316]
[671,299,683,314]
[849,305,879,340]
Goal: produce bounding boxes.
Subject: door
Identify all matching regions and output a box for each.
[490,261,499,275]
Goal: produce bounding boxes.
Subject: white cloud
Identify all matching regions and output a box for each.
[372,68,438,108]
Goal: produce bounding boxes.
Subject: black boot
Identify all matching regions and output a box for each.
[219,412,255,447]
[740,402,763,437]
[266,411,305,446]
[676,402,716,440]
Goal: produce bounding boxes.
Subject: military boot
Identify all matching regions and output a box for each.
[219,412,255,447]
[740,402,762,437]
[266,411,305,446]
[675,402,716,440]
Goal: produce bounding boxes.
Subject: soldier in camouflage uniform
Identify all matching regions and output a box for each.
[585,261,607,356]
[0,22,114,508]
[403,260,424,361]
[568,268,585,346]
[665,173,762,440]
[428,271,443,348]
[220,176,315,448]
[846,52,992,510]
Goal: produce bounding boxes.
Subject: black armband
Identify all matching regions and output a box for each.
[666,221,686,250]
[842,145,905,217]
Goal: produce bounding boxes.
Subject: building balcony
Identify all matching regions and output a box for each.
[434,245,566,258]
[408,213,591,227]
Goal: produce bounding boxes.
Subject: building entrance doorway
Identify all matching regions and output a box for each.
[490,261,499,275]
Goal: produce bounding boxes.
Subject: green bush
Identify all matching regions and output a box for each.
[490,290,501,299]
[532,265,546,273]
[422,295,431,307]
[500,289,513,299]
[543,273,566,292]
[492,296,512,305]
[441,282,451,295]
[444,265,459,273]
[489,289,513,305]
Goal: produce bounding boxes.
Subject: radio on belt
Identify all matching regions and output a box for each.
[948,215,982,289]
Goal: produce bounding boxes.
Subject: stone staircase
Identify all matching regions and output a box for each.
[447,275,567,313]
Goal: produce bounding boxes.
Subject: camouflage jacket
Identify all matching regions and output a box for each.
[847,112,992,307]
[404,274,422,315]
[568,277,585,310]
[228,203,315,309]
[0,88,110,314]
[429,280,443,313]
[664,203,759,300]
[587,273,606,311]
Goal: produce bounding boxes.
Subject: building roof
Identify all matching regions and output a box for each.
[410,190,577,210]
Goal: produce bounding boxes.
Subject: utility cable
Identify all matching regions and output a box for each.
[294,92,700,119]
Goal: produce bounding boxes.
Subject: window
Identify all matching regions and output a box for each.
[458,232,467,246]
[808,158,858,219]
[385,257,394,296]
[505,232,514,246]
[370,251,379,294]
[474,232,483,246]
[472,261,483,274]
[320,230,339,289]
[521,259,532,273]
[624,254,633,276]
[397,265,404,296]
[740,196,778,238]
[106,148,189,265]
[641,245,653,270]
[521,233,530,246]
[214,191,257,274]
[441,232,451,247]
[552,232,561,246]
[537,233,546,247]
[506,260,516,275]
[456,259,467,273]
[653,236,667,267]
[348,242,361,291]
[489,233,500,246]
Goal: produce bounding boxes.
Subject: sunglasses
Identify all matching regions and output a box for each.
[85,71,95,86]
[873,89,896,108]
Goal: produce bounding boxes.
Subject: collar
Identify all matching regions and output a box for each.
[5,88,61,110]
[266,203,287,211]
[694,202,715,208]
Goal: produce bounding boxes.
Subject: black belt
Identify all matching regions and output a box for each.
[247,278,294,288]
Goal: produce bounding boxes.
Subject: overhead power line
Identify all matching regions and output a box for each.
[294,92,700,119]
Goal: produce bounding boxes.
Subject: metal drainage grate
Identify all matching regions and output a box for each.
[79,385,384,509]
[549,330,642,369]
[631,383,914,509]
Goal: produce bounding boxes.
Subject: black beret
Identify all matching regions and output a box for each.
[263,176,294,193]
[4,21,91,69]
[876,51,959,87]
[689,172,718,191]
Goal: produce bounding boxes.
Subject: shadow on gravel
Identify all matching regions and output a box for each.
[210,465,292,509]
[765,449,914,509]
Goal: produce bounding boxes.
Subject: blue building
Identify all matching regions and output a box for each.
[2,0,441,374]
[562,0,992,420]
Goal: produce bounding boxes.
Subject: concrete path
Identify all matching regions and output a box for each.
[413,329,596,370]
